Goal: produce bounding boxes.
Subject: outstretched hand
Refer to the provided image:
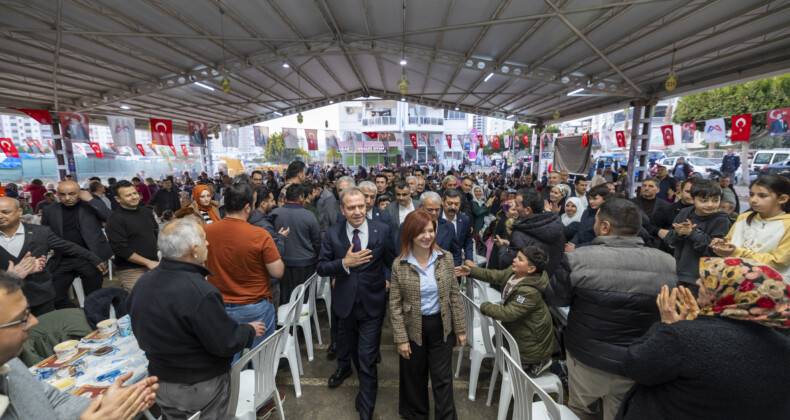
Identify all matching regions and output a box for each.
[454,265,471,277]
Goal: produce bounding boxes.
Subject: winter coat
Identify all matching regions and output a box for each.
[498,212,565,276]
[470,267,554,364]
[248,209,286,256]
[720,153,741,174]
[664,207,732,285]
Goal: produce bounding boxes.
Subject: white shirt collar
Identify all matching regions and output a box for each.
[0,224,24,239]
[399,201,414,211]
[346,219,369,237]
[367,208,373,219]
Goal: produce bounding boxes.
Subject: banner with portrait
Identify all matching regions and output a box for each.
[187,121,208,147]
[253,125,269,147]
[222,125,239,148]
[325,130,339,149]
[283,128,299,149]
[60,113,90,142]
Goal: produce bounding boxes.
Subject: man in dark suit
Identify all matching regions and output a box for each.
[317,187,395,420]
[385,181,419,243]
[41,181,112,309]
[0,197,104,315]
[441,189,476,267]
[417,192,462,266]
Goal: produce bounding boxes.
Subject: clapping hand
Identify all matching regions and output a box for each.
[7,252,45,279]
[672,219,697,236]
[657,285,700,324]
[343,245,372,268]
[544,200,560,213]
[710,238,736,257]
[80,372,158,420]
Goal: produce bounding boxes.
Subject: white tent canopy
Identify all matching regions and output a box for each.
[1,0,789,132]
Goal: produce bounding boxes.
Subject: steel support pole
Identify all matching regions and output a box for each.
[626,99,657,198]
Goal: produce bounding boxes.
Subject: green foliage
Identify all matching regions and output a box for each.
[263,132,310,164]
[326,149,343,160]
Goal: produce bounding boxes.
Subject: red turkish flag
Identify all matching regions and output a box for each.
[136,144,146,156]
[169,145,177,155]
[493,135,500,149]
[305,129,318,151]
[731,113,752,141]
[32,140,45,153]
[582,132,589,147]
[46,140,54,150]
[0,139,19,158]
[89,142,104,158]
[477,135,483,148]
[615,131,626,148]
[522,134,529,147]
[150,119,173,146]
[445,134,452,148]
[9,108,51,125]
[409,133,418,149]
[181,145,189,156]
[660,125,675,146]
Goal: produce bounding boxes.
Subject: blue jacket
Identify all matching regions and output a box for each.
[571,207,597,247]
[317,220,395,319]
[441,211,474,263]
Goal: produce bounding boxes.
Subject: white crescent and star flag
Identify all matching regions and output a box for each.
[107,116,136,147]
[660,125,675,146]
[730,113,753,142]
[704,118,726,143]
[149,118,173,146]
[0,138,19,158]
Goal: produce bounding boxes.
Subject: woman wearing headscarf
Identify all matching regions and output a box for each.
[545,183,569,215]
[616,257,790,419]
[188,184,221,225]
[561,197,584,240]
[471,185,495,238]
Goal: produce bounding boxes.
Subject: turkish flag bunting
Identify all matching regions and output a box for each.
[660,125,675,146]
[150,119,173,146]
[47,140,54,150]
[181,145,189,156]
[0,139,18,158]
[136,144,146,156]
[445,134,452,148]
[169,145,177,155]
[493,135,500,149]
[615,131,626,148]
[582,132,589,147]
[149,144,158,153]
[408,133,418,149]
[731,113,752,141]
[477,135,483,148]
[89,142,104,158]
[522,134,529,147]
[9,108,51,125]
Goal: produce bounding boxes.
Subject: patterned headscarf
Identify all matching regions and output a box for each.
[554,183,570,198]
[698,257,790,328]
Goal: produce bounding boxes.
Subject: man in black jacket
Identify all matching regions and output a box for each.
[496,188,565,276]
[249,186,289,307]
[148,178,181,217]
[0,197,103,316]
[128,219,265,419]
[548,199,677,420]
[42,181,112,309]
[631,178,673,249]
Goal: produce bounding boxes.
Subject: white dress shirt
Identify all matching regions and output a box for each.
[343,219,369,273]
[442,212,458,235]
[367,209,373,220]
[398,202,415,226]
[0,223,25,258]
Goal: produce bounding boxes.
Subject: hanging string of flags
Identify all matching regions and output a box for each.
[0,108,207,159]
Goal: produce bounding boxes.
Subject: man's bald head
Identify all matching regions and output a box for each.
[0,197,21,231]
[0,197,20,210]
[56,181,81,206]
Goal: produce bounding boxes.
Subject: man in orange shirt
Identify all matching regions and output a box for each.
[204,180,284,355]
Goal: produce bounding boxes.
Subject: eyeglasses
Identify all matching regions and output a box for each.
[0,306,31,330]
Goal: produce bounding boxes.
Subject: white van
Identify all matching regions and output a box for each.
[750,149,790,172]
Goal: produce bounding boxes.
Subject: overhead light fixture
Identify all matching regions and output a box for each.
[120,105,131,110]
[484,72,494,82]
[401,97,406,102]
[567,88,584,96]
[282,61,290,68]
[506,114,514,119]
[273,111,283,116]
[454,106,459,111]
[400,58,407,66]
[194,82,215,91]
[329,100,334,104]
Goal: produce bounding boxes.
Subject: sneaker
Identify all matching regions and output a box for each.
[256,390,285,420]
[525,359,552,378]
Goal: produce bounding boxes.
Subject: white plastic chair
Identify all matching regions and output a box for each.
[455,294,496,401]
[503,350,578,420]
[488,320,564,420]
[472,279,502,304]
[228,327,287,420]
[278,283,305,398]
[70,276,85,308]
[277,274,317,361]
[306,274,323,346]
[187,411,201,420]
[316,276,332,328]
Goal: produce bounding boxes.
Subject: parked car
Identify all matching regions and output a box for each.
[660,156,721,179]
[758,158,790,179]
[734,166,759,184]
[750,149,790,172]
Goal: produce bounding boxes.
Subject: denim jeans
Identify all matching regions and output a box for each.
[224,298,276,364]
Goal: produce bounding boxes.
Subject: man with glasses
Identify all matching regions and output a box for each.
[0,270,159,419]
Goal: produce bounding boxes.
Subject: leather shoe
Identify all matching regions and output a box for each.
[326,343,337,360]
[327,366,352,388]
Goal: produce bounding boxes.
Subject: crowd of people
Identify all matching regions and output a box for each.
[0,154,789,420]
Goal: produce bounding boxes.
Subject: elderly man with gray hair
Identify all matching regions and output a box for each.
[418,192,463,266]
[127,219,266,419]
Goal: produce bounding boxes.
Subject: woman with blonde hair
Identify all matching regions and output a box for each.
[389,209,466,419]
